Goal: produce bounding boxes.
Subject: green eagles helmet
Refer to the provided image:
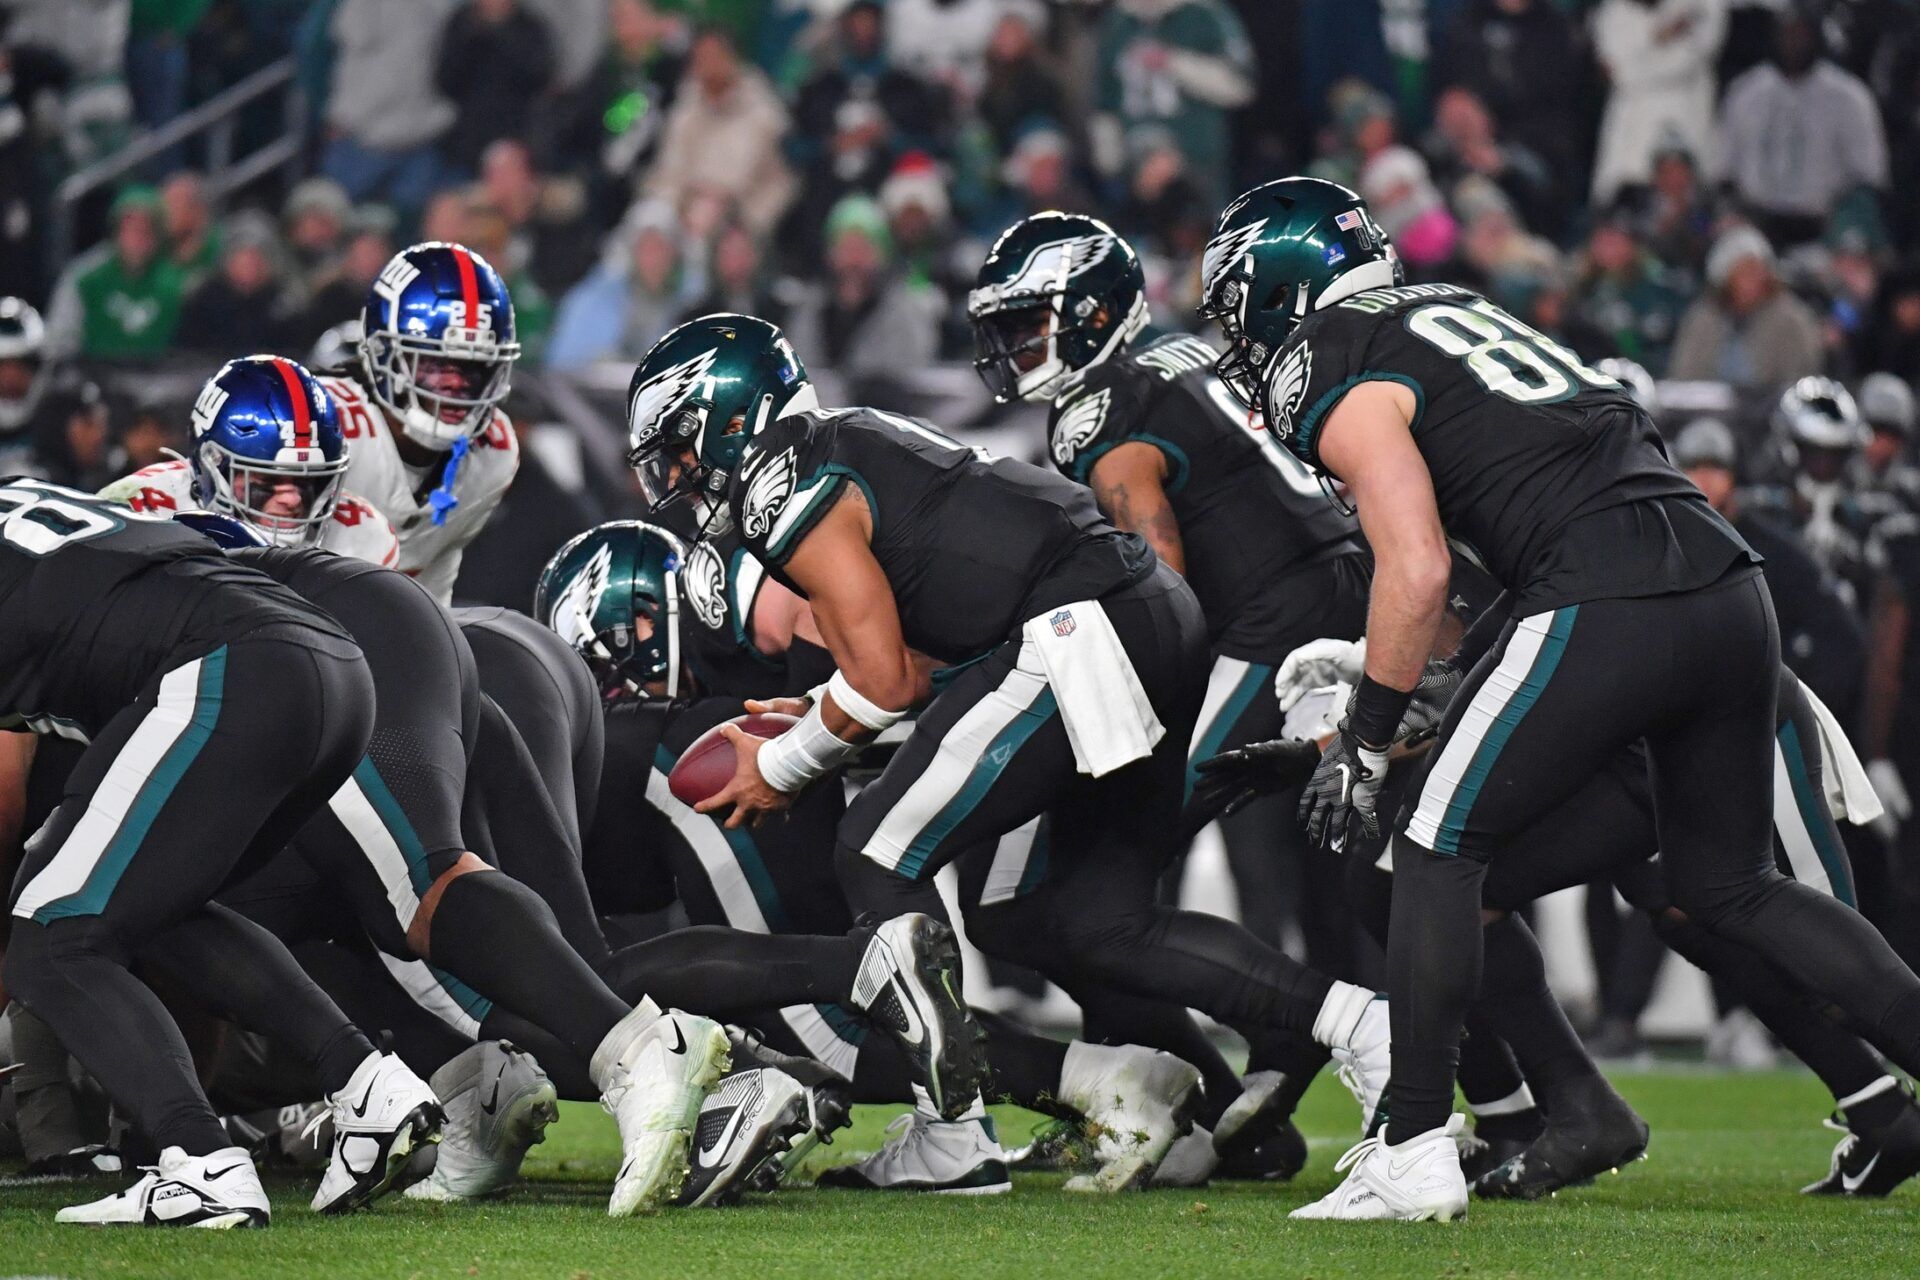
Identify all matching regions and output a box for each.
[535,520,689,699]
[625,313,817,518]
[1198,178,1401,417]
[967,211,1149,403]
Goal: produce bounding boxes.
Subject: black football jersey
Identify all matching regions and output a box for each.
[680,525,804,700]
[727,407,1153,663]
[1269,285,1757,611]
[1048,333,1363,657]
[0,478,332,737]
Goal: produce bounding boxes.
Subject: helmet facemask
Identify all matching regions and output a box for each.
[361,331,517,451]
[194,438,348,547]
[968,287,1146,405]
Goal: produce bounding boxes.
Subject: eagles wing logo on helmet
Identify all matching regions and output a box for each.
[628,347,721,450]
[684,539,729,630]
[1200,218,1271,303]
[550,543,614,651]
[1052,388,1112,466]
[1002,236,1114,299]
[1267,342,1314,440]
[740,446,797,540]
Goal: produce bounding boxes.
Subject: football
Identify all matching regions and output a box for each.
[667,712,801,807]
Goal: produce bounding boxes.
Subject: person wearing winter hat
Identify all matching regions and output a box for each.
[1668,223,1823,393]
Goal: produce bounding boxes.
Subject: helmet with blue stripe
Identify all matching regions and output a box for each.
[188,355,348,547]
[359,241,520,450]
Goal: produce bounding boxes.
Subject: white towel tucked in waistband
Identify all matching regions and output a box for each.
[1021,599,1164,777]
[1801,683,1884,824]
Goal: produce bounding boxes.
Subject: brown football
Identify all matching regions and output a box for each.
[667,712,801,807]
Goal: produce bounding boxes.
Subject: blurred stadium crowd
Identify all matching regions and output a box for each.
[4,0,1920,1055]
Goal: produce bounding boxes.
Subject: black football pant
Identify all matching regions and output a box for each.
[8,631,377,1155]
[1386,571,1920,1141]
[839,565,1338,1037]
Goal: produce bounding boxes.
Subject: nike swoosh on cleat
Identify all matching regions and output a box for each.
[351,1078,377,1119]
[669,1022,687,1056]
[1386,1152,1432,1180]
[202,1163,248,1182]
[480,1080,502,1116]
[1842,1152,1883,1194]
[696,1107,750,1166]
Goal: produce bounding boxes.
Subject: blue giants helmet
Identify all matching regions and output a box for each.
[359,241,520,451]
[188,355,349,546]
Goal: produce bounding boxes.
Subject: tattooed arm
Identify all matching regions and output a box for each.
[1087,440,1186,576]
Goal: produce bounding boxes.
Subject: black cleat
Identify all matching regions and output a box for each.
[1474,1076,1649,1201]
[850,914,989,1121]
[725,1029,856,1191]
[1803,1090,1920,1197]
[1460,1108,1544,1183]
[1215,1120,1308,1182]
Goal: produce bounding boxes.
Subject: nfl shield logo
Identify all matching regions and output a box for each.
[1050,610,1076,637]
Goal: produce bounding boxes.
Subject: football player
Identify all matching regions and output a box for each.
[98,356,399,565]
[319,241,521,603]
[1199,177,1920,1220]
[624,314,1399,1133]
[538,522,1207,1195]
[0,480,438,1227]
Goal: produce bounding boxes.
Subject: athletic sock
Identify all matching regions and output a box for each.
[1384,842,1486,1144]
[1476,912,1600,1106]
[429,870,629,1064]
[1458,1009,1530,1113]
[1839,1076,1906,1132]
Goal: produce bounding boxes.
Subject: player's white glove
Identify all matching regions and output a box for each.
[1868,758,1911,840]
[1299,724,1391,850]
[1274,638,1366,712]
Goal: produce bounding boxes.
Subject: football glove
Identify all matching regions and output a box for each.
[1273,638,1366,712]
[1189,737,1323,831]
[1299,726,1391,850]
[1399,660,1464,749]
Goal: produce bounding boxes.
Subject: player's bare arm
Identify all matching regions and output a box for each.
[1088,441,1186,575]
[1315,380,1451,704]
[702,486,912,827]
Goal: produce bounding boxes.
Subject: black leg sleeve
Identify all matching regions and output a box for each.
[428,870,629,1065]
[1384,840,1486,1143]
[1474,912,1601,1104]
[592,925,862,1017]
[141,904,375,1096]
[974,1011,1072,1112]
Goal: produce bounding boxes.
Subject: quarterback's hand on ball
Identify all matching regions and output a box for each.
[1298,726,1391,850]
[1190,737,1323,830]
[744,696,813,719]
[1274,638,1366,712]
[695,724,794,829]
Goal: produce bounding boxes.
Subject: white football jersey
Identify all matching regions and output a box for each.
[320,373,519,605]
[98,459,400,566]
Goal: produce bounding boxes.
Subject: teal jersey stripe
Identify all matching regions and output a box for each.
[1433,608,1578,856]
[1072,435,1193,494]
[1293,372,1426,465]
[653,743,791,932]
[1014,820,1052,899]
[897,686,1059,881]
[1777,720,1856,909]
[35,647,229,923]
[1184,662,1274,805]
[352,755,434,895]
[430,963,494,1021]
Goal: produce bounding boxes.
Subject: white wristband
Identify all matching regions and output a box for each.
[826,669,905,732]
[756,699,861,793]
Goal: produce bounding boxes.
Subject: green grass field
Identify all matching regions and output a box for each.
[3,1069,1914,1279]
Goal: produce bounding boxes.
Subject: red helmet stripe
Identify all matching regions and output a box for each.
[452,246,480,328]
[271,357,312,449]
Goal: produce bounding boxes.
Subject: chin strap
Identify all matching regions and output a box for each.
[428,434,471,526]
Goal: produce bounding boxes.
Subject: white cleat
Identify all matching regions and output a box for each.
[1150,1125,1220,1188]
[1330,996,1392,1134]
[405,1041,558,1202]
[817,1112,1011,1194]
[1290,1113,1470,1222]
[591,1000,731,1216]
[310,1052,443,1214]
[676,1067,811,1207]
[1057,1042,1202,1194]
[57,1145,269,1229]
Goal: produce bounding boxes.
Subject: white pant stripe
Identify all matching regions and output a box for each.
[379,954,484,1040]
[977,817,1043,907]
[1405,612,1554,852]
[865,642,1050,871]
[1189,655,1254,763]
[778,1003,861,1078]
[1772,739,1835,898]
[645,767,770,931]
[13,659,204,920]
[327,776,422,930]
